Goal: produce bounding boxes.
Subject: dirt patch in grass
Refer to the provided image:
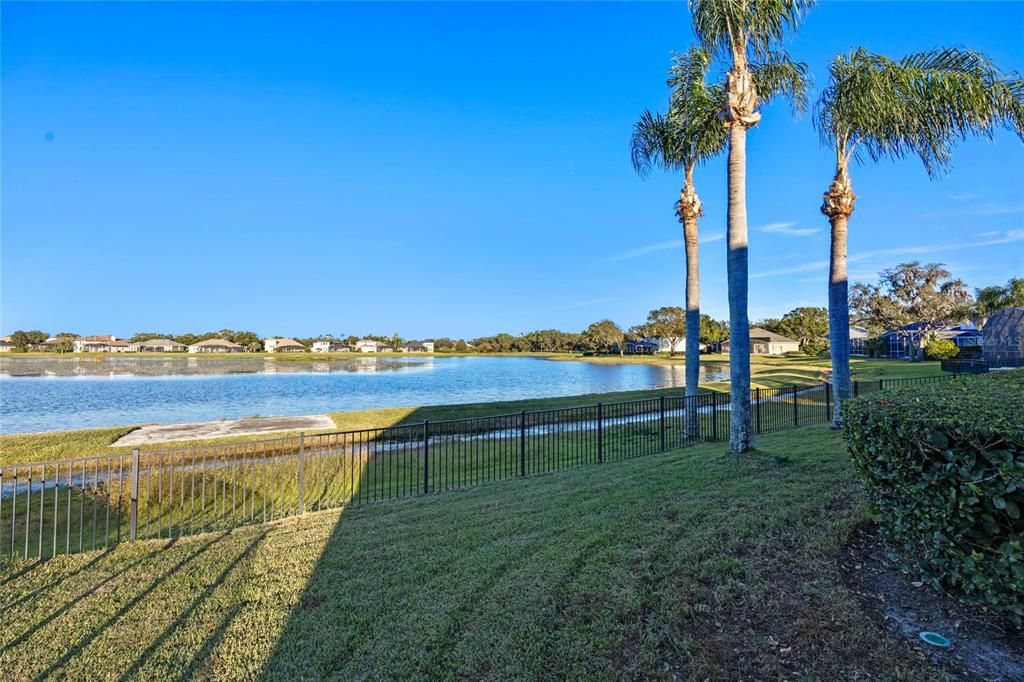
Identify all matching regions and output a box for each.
[842,522,1024,681]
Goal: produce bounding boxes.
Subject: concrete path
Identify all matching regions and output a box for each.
[112,414,337,447]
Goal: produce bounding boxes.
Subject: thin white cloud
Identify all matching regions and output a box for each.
[750,259,829,279]
[757,221,820,237]
[608,240,681,262]
[947,192,978,201]
[609,232,723,262]
[848,229,1024,263]
[925,202,1024,218]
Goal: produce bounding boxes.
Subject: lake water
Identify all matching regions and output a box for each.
[0,356,729,434]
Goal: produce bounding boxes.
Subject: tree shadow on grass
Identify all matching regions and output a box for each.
[2,532,231,680]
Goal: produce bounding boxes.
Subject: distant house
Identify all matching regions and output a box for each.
[264,338,307,353]
[623,337,705,355]
[135,338,186,353]
[849,326,869,356]
[41,336,69,350]
[877,323,982,359]
[311,340,351,353]
[187,338,244,354]
[623,339,659,355]
[74,335,133,353]
[403,341,435,353]
[721,328,800,355]
[355,339,392,353]
[0,336,14,353]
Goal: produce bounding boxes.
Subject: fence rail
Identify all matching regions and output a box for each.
[1,375,955,560]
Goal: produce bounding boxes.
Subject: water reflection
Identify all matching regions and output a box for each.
[0,356,728,434]
[0,356,433,378]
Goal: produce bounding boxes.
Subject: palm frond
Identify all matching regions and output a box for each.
[750,51,811,115]
[815,46,1024,175]
[631,110,686,176]
[631,47,726,177]
[688,0,816,60]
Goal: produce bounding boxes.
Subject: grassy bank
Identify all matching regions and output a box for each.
[2,387,837,558]
[0,386,700,465]
[0,359,938,465]
[561,354,944,389]
[0,425,944,679]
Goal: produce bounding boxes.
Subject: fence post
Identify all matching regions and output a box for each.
[659,395,666,451]
[792,385,799,426]
[597,403,604,463]
[825,382,832,421]
[519,410,526,476]
[711,393,718,441]
[754,387,762,435]
[298,432,306,515]
[853,380,860,398]
[423,421,430,495]
[879,378,885,391]
[129,449,140,541]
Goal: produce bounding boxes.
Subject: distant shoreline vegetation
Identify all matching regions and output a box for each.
[0,307,729,356]
[4,273,1018,357]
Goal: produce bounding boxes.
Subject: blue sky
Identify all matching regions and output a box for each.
[2,1,1022,340]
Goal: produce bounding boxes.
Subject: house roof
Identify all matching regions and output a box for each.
[83,339,131,347]
[190,338,243,348]
[748,328,798,343]
[881,323,980,338]
[0,336,13,345]
[267,338,305,348]
[81,335,116,342]
[138,338,185,347]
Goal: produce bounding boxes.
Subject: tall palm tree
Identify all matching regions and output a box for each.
[816,47,1024,426]
[631,48,725,435]
[687,0,814,452]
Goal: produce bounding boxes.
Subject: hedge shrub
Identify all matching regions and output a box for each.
[843,371,1024,627]
[924,338,959,360]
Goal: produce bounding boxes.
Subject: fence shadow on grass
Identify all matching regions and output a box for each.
[1,532,226,675]
[117,530,269,680]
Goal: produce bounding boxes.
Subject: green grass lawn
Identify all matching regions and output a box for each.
[0,425,944,679]
[563,353,944,389]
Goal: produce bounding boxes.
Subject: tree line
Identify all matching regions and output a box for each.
[5,271,1019,355]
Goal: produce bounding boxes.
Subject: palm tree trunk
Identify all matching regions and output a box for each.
[684,218,700,400]
[726,122,752,453]
[678,166,703,438]
[822,163,856,428]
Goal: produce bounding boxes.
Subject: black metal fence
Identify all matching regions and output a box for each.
[0,376,953,560]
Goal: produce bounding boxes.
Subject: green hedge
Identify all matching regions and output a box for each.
[843,371,1024,627]
[924,338,959,360]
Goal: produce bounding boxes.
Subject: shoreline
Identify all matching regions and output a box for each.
[0,358,944,464]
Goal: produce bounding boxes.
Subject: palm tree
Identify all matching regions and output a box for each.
[973,278,1024,327]
[687,0,814,452]
[630,48,725,435]
[815,47,1024,426]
